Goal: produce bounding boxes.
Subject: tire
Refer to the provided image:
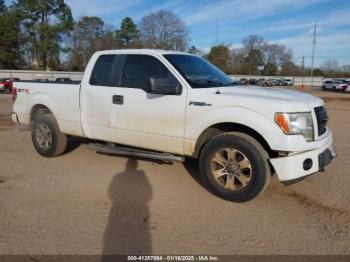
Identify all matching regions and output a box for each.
[321,86,326,91]
[199,132,271,202]
[31,113,68,157]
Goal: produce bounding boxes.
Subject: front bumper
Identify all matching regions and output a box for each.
[270,133,336,182]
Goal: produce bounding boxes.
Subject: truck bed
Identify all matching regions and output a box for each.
[15,80,81,84]
[13,81,83,137]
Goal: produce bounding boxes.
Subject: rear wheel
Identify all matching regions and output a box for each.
[199,132,271,202]
[31,114,67,157]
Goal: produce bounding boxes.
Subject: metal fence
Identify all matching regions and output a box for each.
[0,70,346,87]
[229,75,324,87]
[0,70,83,81]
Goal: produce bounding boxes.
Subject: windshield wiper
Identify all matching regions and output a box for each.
[189,79,234,88]
[206,80,224,86]
[207,80,235,86]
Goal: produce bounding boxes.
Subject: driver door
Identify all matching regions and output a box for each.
[110,54,187,155]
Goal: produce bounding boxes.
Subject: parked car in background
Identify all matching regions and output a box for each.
[248,79,257,85]
[263,79,273,87]
[0,78,20,93]
[269,79,280,86]
[282,79,293,86]
[321,80,333,91]
[55,77,73,82]
[239,78,248,85]
[34,78,50,82]
[256,79,271,87]
[344,81,350,93]
[277,79,284,86]
[322,80,348,92]
[8,78,20,90]
[256,79,264,86]
[0,78,7,93]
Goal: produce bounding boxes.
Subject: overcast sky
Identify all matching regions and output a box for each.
[6,0,350,67]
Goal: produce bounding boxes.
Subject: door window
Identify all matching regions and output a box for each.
[121,55,178,91]
[90,55,124,86]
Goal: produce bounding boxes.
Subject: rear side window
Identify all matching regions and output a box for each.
[121,55,178,90]
[90,55,118,86]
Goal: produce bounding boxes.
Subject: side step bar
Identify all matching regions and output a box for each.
[87,143,185,163]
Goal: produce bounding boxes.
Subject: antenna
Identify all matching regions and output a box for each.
[310,24,316,87]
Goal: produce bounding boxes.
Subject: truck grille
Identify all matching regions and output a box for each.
[314,106,328,136]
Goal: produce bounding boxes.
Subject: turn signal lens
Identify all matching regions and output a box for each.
[275,113,289,134]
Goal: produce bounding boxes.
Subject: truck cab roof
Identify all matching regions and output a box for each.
[95,49,192,56]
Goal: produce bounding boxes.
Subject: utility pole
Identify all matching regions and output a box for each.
[301,54,305,87]
[216,18,219,44]
[302,55,305,73]
[310,24,317,87]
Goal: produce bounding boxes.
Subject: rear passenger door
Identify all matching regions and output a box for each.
[110,54,187,155]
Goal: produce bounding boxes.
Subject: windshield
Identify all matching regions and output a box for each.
[164,54,234,88]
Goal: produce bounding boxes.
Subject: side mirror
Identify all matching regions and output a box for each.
[148,77,182,95]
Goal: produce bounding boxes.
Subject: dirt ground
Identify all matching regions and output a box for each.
[0,88,349,255]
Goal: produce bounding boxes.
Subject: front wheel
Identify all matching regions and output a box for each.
[31,114,68,157]
[199,132,271,202]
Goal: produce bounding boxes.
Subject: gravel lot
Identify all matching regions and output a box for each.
[0,89,349,255]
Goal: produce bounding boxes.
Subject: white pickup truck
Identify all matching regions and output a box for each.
[11,49,336,202]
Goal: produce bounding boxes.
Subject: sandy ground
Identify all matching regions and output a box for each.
[0,89,349,255]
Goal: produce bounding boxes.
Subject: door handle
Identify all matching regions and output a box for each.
[189,101,212,106]
[112,95,123,105]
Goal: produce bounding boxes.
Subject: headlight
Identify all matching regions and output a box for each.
[275,112,314,141]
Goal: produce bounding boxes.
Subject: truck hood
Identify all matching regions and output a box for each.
[189,85,324,112]
[219,85,319,102]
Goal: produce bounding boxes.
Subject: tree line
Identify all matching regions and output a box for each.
[0,0,188,71]
[0,0,349,77]
[204,36,350,77]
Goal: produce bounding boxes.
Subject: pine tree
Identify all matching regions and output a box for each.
[115,17,142,48]
[0,3,24,69]
[0,0,6,13]
[14,0,74,70]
